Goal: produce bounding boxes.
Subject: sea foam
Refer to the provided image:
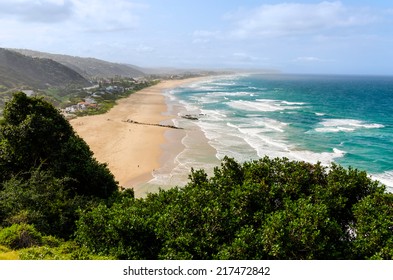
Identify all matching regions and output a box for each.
[228,99,302,112]
[315,119,384,133]
[155,74,393,193]
[371,171,393,193]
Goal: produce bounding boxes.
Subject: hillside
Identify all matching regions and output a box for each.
[12,49,145,79]
[0,48,90,90]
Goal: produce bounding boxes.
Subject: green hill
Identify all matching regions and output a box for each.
[12,49,145,79]
[0,48,91,90]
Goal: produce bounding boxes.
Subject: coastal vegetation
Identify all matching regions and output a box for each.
[68,79,159,117]
[0,93,392,260]
[0,48,90,112]
[0,48,158,117]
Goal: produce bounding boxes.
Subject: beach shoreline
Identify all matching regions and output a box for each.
[70,76,212,197]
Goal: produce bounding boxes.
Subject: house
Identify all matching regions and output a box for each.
[84,97,97,104]
[92,91,105,97]
[64,105,78,113]
[77,102,88,110]
[105,85,124,94]
[22,90,35,97]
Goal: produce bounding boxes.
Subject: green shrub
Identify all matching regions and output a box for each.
[76,156,392,260]
[0,92,118,198]
[19,241,114,260]
[0,169,92,238]
[0,224,42,249]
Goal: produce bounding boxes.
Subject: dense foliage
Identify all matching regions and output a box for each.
[0,92,392,260]
[0,92,118,198]
[76,157,393,260]
[0,93,118,242]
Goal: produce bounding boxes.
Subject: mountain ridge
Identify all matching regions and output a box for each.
[0,48,91,90]
[11,49,145,79]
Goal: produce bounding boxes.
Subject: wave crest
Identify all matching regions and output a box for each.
[315,119,384,133]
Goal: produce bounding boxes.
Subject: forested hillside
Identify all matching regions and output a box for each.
[75,158,393,260]
[12,49,145,79]
[0,48,90,90]
[0,93,392,260]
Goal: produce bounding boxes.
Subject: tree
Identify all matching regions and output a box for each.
[75,194,161,259]
[0,92,118,198]
[0,169,89,238]
[259,198,343,259]
[352,192,393,259]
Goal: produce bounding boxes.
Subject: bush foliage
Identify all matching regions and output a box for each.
[75,157,393,260]
[0,93,119,249]
[0,224,42,250]
[0,92,118,198]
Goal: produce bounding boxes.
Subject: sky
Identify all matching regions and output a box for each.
[1,0,393,75]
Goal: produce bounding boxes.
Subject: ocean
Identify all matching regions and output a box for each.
[149,74,393,192]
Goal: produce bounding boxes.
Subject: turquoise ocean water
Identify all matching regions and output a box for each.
[150,74,393,192]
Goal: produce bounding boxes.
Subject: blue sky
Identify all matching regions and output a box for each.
[0,0,393,75]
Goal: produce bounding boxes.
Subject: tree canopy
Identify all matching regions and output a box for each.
[0,92,119,239]
[0,92,118,198]
[75,157,393,260]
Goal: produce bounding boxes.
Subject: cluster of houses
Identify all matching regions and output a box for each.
[63,97,98,114]
[62,77,150,115]
[92,85,125,97]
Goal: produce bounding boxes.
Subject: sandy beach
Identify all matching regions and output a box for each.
[70,77,207,197]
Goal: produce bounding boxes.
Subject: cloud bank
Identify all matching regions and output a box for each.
[0,0,73,23]
[0,0,146,31]
[229,1,375,38]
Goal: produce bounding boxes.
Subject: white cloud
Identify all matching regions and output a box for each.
[135,44,155,53]
[230,1,376,38]
[293,56,324,62]
[232,52,259,62]
[0,0,147,31]
[192,30,220,44]
[0,0,73,23]
[193,30,218,37]
[0,0,149,58]
[385,8,393,15]
[72,0,148,32]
